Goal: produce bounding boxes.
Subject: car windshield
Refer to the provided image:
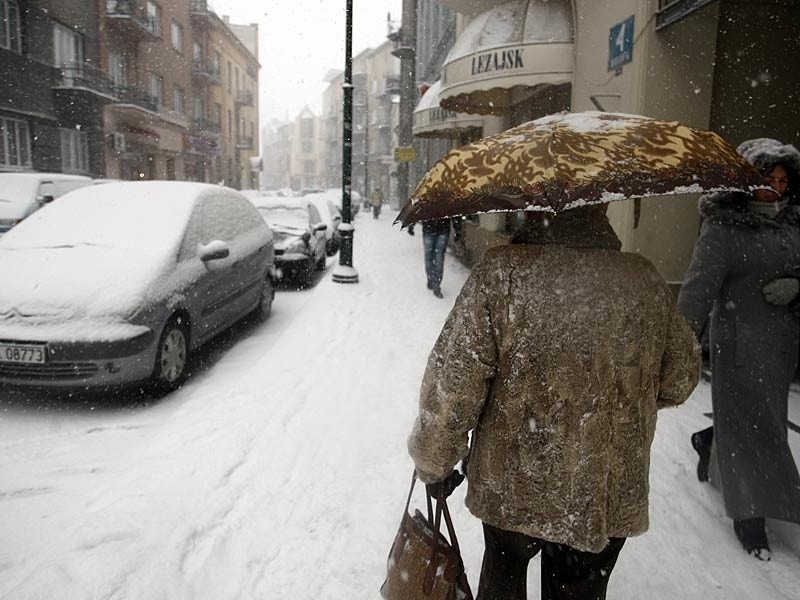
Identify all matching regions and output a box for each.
[258,206,308,230]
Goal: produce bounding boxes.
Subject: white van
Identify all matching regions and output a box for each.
[0,173,93,234]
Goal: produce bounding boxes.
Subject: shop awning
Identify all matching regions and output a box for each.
[440,0,574,116]
[413,80,483,139]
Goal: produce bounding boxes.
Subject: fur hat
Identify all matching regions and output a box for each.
[736,138,800,176]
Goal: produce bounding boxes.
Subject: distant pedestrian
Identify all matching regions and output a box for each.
[678,138,800,560]
[419,217,461,298]
[409,205,700,599]
[370,188,383,219]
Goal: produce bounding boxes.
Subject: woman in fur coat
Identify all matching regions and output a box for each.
[678,138,800,560]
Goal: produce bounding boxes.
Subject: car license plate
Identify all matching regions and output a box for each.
[0,343,47,364]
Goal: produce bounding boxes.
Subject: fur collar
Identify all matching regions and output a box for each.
[698,191,800,229]
[511,209,622,250]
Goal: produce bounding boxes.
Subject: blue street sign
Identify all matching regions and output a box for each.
[608,15,635,72]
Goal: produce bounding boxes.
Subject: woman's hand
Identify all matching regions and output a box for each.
[762,277,800,305]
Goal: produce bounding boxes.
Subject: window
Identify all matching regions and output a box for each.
[212,51,221,79]
[173,86,184,115]
[53,23,83,70]
[304,160,315,176]
[145,1,161,36]
[235,67,240,91]
[214,103,222,129]
[1,0,21,53]
[301,119,313,138]
[109,51,127,88]
[193,41,202,63]
[302,140,312,153]
[228,110,232,140]
[60,128,89,173]
[0,116,31,169]
[170,21,182,53]
[194,97,204,120]
[227,61,232,89]
[148,72,163,107]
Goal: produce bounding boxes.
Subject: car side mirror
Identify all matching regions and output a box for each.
[199,240,230,262]
[313,223,328,232]
[37,195,55,205]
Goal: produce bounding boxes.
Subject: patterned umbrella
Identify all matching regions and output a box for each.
[397,111,760,226]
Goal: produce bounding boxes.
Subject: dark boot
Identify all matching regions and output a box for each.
[733,518,771,561]
[690,426,713,482]
[433,287,443,298]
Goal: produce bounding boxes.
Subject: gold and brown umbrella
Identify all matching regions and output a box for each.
[397,111,760,226]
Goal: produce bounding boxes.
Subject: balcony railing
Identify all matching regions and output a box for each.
[190,0,208,13]
[236,136,254,149]
[105,1,159,39]
[384,75,401,95]
[56,62,157,112]
[192,117,220,134]
[235,90,254,106]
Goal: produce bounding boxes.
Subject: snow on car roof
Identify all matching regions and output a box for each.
[0,181,215,252]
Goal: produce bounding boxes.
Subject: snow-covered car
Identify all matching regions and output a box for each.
[305,192,342,256]
[0,173,93,235]
[249,197,327,286]
[326,188,361,216]
[0,182,274,391]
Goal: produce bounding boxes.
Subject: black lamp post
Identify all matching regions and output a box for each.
[332,0,359,284]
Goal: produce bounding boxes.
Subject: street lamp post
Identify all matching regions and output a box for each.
[333,0,359,284]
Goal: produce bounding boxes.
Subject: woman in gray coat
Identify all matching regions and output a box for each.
[678,138,800,560]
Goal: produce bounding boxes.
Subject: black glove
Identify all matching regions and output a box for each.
[425,469,465,499]
[407,226,415,236]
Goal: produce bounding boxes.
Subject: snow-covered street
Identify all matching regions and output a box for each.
[2,212,800,599]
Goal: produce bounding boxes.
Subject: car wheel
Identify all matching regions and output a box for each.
[255,276,274,321]
[316,251,326,271]
[152,316,189,391]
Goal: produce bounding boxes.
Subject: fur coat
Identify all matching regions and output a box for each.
[408,209,700,552]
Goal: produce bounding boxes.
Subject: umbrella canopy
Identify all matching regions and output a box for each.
[397,111,760,226]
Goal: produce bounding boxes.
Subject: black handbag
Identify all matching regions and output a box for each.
[380,472,473,600]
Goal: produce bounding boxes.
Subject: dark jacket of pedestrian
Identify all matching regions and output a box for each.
[677,139,800,526]
[408,206,700,554]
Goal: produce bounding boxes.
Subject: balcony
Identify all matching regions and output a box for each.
[54,62,157,113]
[192,117,220,135]
[236,136,253,149]
[235,90,254,107]
[192,59,221,83]
[190,0,214,27]
[105,0,160,41]
[383,75,401,96]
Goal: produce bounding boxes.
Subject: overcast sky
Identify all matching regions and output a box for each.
[209,0,402,125]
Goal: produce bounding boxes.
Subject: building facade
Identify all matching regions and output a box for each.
[422,0,800,288]
[0,0,259,189]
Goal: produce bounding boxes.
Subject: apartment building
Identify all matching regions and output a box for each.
[0,0,259,188]
[207,14,259,189]
[0,0,104,176]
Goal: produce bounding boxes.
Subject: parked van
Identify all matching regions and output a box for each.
[0,173,93,234]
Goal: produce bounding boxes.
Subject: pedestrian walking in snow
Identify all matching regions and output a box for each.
[408,205,700,599]
[678,138,800,561]
[370,188,383,219]
[416,217,462,298]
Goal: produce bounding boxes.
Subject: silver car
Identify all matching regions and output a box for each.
[0,182,274,391]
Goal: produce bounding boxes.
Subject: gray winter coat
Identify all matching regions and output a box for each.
[678,191,800,523]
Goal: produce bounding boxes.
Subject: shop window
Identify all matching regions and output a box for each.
[60,128,89,174]
[0,116,31,169]
[0,0,21,53]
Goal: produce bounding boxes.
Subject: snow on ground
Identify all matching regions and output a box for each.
[1,212,799,599]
